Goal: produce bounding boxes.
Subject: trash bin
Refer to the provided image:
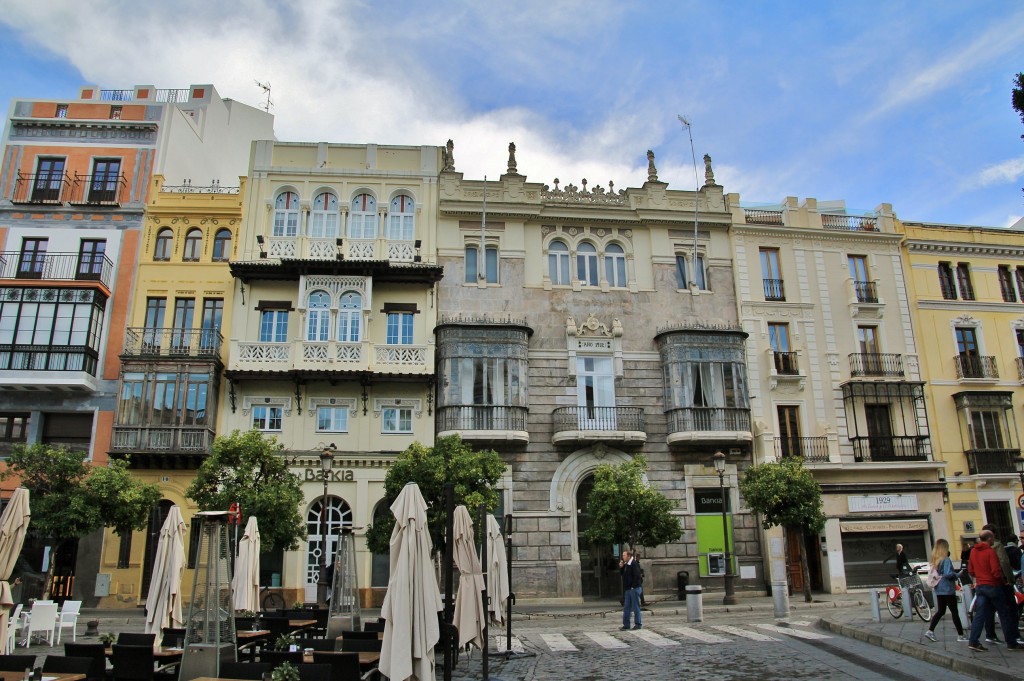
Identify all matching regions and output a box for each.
[677,570,690,600]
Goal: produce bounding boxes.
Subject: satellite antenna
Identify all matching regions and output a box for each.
[254,80,273,112]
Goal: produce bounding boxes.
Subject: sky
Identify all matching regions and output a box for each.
[0,1,1022,227]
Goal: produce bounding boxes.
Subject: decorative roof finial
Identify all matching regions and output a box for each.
[646,149,658,182]
[703,153,717,186]
[442,139,455,172]
[507,142,517,175]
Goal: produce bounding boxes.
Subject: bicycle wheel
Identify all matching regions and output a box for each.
[262,590,285,612]
[885,588,903,618]
[913,588,931,621]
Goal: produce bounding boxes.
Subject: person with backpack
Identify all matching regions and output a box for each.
[924,538,965,642]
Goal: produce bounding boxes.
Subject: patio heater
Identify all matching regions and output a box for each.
[326,527,362,638]
[179,511,236,681]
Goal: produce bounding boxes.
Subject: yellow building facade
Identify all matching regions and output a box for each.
[97,176,244,606]
[899,220,1024,553]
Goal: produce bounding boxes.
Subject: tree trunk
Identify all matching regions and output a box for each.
[796,525,813,603]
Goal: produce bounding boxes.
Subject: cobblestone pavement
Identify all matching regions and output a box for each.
[445,609,979,681]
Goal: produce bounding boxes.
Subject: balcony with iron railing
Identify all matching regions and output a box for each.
[99,88,190,103]
[666,407,752,445]
[772,351,800,376]
[775,436,830,463]
[110,425,215,454]
[965,448,1021,475]
[264,236,419,263]
[68,172,129,206]
[821,214,878,232]
[763,278,785,301]
[0,251,114,289]
[852,280,879,304]
[743,208,783,225]
[121,328,223,358]
[436,405,530,444]
[11,172,71,204]
[551,406,646,446]
[954,355,999,380]
[849,353,905,378]
[229,340,433,376]
[851,436,931,462]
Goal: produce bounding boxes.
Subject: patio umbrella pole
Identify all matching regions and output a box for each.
[478,503,488,681]
[490,513,534,660]
[443,483,455,681]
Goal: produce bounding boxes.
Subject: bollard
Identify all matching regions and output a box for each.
[958,584,972,627]
[869,588,881,622]
[771,580,790,619]
[686,584,704,623]
[901,583,913,619]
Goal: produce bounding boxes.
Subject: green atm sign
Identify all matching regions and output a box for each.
[694,487,735,577]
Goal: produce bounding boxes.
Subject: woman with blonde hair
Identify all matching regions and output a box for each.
[925,538,966,642]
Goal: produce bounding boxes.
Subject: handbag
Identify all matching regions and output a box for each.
[925,565,941,589]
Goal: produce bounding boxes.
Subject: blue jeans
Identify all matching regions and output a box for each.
[970,584,1017,645]
[623,587,642,628]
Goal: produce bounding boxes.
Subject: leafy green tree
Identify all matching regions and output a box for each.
[2,444,161,598]
[1013,72,1024,140]
[365,435,506,555]
[186,430,305,551]
[580,455,682,555]
[738,457,825,603]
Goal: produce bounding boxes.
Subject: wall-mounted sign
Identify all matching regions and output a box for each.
[299,468,355,482]
[848,495,918,513]
[694,488,726,514]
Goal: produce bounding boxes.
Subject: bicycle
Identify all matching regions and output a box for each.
[260,585,286,612]
[882,573,931,621]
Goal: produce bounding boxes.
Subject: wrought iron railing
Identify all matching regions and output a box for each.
[99,89,134,101]
[743,209,783,225]
[763,278,785,301]
[965,448,1021,475]
[437,406,529,432]
[773,351,799,375]
[69,172,129,205]
[0,344,98,375]
[775,436,829,462]
[110,426,215,453]
[954,355,998,380]
[821,214,878,231]
[0,251,114,288]
[11,172,71,204]
[851,436,931,462]
[849,353,905,377]
[155,89,191,103]
[666,407,751,434]
[122,327,223,357]
[853,280,878,303]
[552,406,646,433]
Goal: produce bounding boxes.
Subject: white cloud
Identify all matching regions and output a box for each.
[963,157,1024,191]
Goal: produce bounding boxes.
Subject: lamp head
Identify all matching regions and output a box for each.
[320,443,336,472]
[713,450,726,473]
[1015,457,1024,476]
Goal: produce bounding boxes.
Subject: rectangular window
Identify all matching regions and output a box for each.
[969,410,1005,450]
[693,255,706,290]
[464,246,478,284]
[768,323,790,352]
[464,245,498,284]
[183,374,210,426]
[484,246,499,284]
[32,157,66,202]
[117,530,132,569]
[999,265,1017,302]
[938,262,957,300]
[777,405,801,458]
[89,159,122,204]
[200,298,223,350]
[55,104,68,118]
[259,310,289,343]
[110,106,122,120]
[0,412,29,457]
[1016,329,1024,358]
[956,262,974,300]
[760,248,784,300]
[382,407,413,433]
[768,323,796,374]
[252,405,282,431]
[317,406,349,432]
[17,238,48,279]
[857,326,879,354]
[118,372,146,425]
[77,239,107,281]
[386,312,414,345]
[675,255,688,289]
[1016,267,1024,302]
[848,255,869,282]
[676,253,706,290]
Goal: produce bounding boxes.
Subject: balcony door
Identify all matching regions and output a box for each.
[865,404,894,460]
[777,405,801,458]
[200,299,223,352]
[172,298,195,351]
[17,238,47,279]
[955,326,981,376]
[577,356,615,429]
[77,239,106,281]
[144,298,166,350]
[89,159,121,204]
[32,158,65,203]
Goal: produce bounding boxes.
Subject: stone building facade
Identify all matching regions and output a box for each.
[435,143,761,601]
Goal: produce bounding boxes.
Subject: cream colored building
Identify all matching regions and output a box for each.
[728,196,946,593]
[898,219,1024,551]
[224,141,443,605]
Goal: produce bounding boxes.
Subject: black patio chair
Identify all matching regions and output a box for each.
[160,627,186,648]
[0,655,38,672]
[220,661,273,680]
[362,621,385,633]
[116,632,157,647]
[295,638,336,651]
[296,663,331,681]
[337,638,381,653]
[339,630,377,640]
[110,644,179,681]
[311,652,362,681]
[43,656,93,676]
[64,642,109,681]
[260,650,303,666]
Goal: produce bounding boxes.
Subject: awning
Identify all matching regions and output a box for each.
[840,519,929,533]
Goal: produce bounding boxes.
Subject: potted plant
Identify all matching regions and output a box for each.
[99,632,116,646]
[273,633,297,651]
[271,662,300,681]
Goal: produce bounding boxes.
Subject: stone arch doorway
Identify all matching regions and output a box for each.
[305,496,352,602]
[576,473,620,600]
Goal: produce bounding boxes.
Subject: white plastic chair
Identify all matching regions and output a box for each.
[55,600,81,644]
[24,601,57,646]
[5,603,23,653]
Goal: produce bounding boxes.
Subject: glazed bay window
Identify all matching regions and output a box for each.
[0,287,106,374]
[954,391,1020,475]
[113,370,215,453]
[317,406,349,433]
[252,405,283,431]
[383,406,412,433]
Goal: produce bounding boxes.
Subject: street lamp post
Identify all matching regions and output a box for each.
[318,443,336,606]
[1014,457,1024,493]
[713,450,738,605]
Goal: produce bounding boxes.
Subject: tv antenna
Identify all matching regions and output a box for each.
[254,80,273,112]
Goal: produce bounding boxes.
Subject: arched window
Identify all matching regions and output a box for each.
[306,496,352,592]
[306,290,331,341]
[577,242,598,286]
[274,190,300,237]
[153,228,173,261]
[183,229,203,262]
[337,291,362,342]
[348,193,377,240]
[548,240,570,285]
[310,191,340,238]
[604,243,626,287]
[212,229,232,261]
[370,500,391,587]
[387,194,415,241]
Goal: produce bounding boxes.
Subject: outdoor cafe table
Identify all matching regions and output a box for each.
[236,630,271,641]
[104,646,184,659]
[1,673,85,681]
[287,619,316,634]
[302,650,380,668]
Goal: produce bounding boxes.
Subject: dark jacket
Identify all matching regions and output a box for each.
[969,541,1005,587]
[621,558,642,590]
[1006,544,1022,573]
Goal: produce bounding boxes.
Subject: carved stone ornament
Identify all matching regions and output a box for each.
[951,314,978,326]
[647,150,658,182]
[593,443,608,459]
[308,397,358,418]
[507,142,517,174]
[442,139,455,172]
[703,153,717,186]
[241,396,292,416]
[372,398,423,418]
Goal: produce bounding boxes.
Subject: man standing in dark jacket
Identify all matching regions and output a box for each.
[967,530,1024,652]
[619,550,642,631]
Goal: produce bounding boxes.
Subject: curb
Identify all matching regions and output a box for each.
[514,598,869,620]
[817,617,1022,681]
